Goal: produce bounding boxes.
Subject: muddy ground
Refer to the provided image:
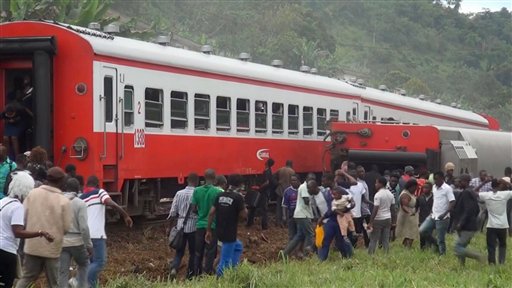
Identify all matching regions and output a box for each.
[102,216,289,282]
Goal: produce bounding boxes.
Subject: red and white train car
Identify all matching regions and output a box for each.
[0,21,501,216]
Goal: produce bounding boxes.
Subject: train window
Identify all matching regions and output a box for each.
[288,104,299,135]
[329,109,339,121]
[104,76,113,123]
[303,106,313,136]
[317,108,326,136]
[194,94,210,130]
[255,100,267,133]
[216,96,231,131]
[124,86,134,127]
[346,111,351,122]
[144,88,163,128]
[171,91,188,129]
[363,111,369,122]
[372,116,377,122]
[272,103,284,134]
[236,99,250,132]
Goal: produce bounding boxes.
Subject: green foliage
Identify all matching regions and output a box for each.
[104,234,512,288]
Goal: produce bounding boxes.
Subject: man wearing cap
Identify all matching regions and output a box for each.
[478,177,512,265]
[444,162,456,186]
[15,167,72,288]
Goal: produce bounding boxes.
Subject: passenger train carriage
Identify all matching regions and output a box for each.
[0,21,501,216]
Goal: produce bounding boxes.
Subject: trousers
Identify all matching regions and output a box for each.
[0,249,17,288]
[87,238,107,288]
[353,217,369,247]
[283,218,314,255]
[59,245,89,288]
[171,231,195,278]
[419,217,449,255]
[194,228,217,276]
[454,230,482,265]
[15,254,59,288]
[486,228,507,265]
[216,240,243,277]
[368,218,391,255]
[318,219,353,261]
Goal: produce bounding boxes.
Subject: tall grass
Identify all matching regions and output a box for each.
[105,233,512,288]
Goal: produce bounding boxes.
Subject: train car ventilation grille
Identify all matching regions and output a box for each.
[451,141,477,159]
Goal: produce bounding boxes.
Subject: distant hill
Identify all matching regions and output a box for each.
[113,1,512,130]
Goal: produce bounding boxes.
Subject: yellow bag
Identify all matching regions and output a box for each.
[315,224,324,248]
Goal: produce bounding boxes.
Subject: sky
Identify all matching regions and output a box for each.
[459,0,511,13]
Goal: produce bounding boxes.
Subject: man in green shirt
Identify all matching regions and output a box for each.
[191,169,222,276]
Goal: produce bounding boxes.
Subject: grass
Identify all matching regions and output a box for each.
[105,233,512,288]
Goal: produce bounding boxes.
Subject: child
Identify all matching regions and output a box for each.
[331,187,356,242]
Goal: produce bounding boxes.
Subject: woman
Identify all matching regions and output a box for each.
[0,171,53,288]
[26,146,49,186]
[1,103,27,157]
[396,179,419,248]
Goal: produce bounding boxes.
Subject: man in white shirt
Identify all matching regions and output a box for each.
[368,177,396,255]
[419,171,456,255]
[478,177,512,265]
[348,170,372,248]
[282,175,316,258]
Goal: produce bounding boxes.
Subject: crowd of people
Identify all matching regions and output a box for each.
[0,146,132,288]
[166,159,512,281]
[2,147,512,287]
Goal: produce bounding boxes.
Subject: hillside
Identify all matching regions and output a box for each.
[112,1,511,130]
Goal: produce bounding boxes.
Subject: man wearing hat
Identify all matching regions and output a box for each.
[399,165,415,191]
[16,167,71,288]
[478,177,512,264]
[444,162,456,186]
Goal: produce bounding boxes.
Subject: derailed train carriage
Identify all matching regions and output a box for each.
[0,20,505,217]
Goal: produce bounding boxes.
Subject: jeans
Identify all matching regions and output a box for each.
[486,228,507,264]
[419,217,449,255]
[171,231,195,278]
[15,254,59,288]
[353,217,369,247]
[368,218,391,255]
[287,217,297,241]
[87,238,107,288]
[194,228,217,276]
[0,249,17,288]
[276,195,284,226]
[283,218,314,255]
[59,245,89,288]
[247,194,268,230]
[216,240,243,277]
[454,230,482,265]
[318,220,353,261]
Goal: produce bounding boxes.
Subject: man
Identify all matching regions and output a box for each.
[168,173,199,279]
[282,175,300,241]
[479,177,512,264]
[348,169,372,248]
[419,171,456,255]
[215,175,228,192]
[206,174,247,277]
[247,159,273,229]
[453,174,484,265]
[312,174,331,222]
[399,165,415,191]
[368,177,396,255]
[444,162,456,186]
[0,146,16,199]
[275,160,295,227]
[65,164,77,178]
[387,174,401,209]
[364,164,381,201]
[3,154,28,196]
[281,178,317,258]
[15,167,71,288]
[356,166,372,226]
[59,178,92,288]
[191,169,222,276]
[417,182,435,249]
[80,176,133,288]
[470,170,493,232]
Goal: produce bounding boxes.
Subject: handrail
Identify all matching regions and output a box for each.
[119,97,125,160]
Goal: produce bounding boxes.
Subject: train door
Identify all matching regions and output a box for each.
[0,38,55,159]
[100,66,120,192]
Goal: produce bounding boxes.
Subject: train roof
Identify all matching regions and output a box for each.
[1,21,490,127]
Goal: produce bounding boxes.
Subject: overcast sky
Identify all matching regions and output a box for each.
[459,0,511,13]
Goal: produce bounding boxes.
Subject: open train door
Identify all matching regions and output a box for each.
[99,66,120,194]
[0,37,55,159]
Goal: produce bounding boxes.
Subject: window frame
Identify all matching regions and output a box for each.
[123,85,134,128]
[317,108,327,136]
[236,98,250,133]
[272,102,284,134]
[104,76,113,123]
[194,93,211,131]
[170,91,188,130]
[216,96,231,132]
[288,104,299,135]
[303,106,314,136]
[144,87,164,129]
[255,100,268,133]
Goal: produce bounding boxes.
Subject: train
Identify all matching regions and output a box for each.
[0,20,505,216]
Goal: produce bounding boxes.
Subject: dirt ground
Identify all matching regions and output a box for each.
[102,216,290,282]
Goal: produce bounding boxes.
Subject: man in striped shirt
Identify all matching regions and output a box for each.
[168,173,199,279]
[80,176,132,288]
